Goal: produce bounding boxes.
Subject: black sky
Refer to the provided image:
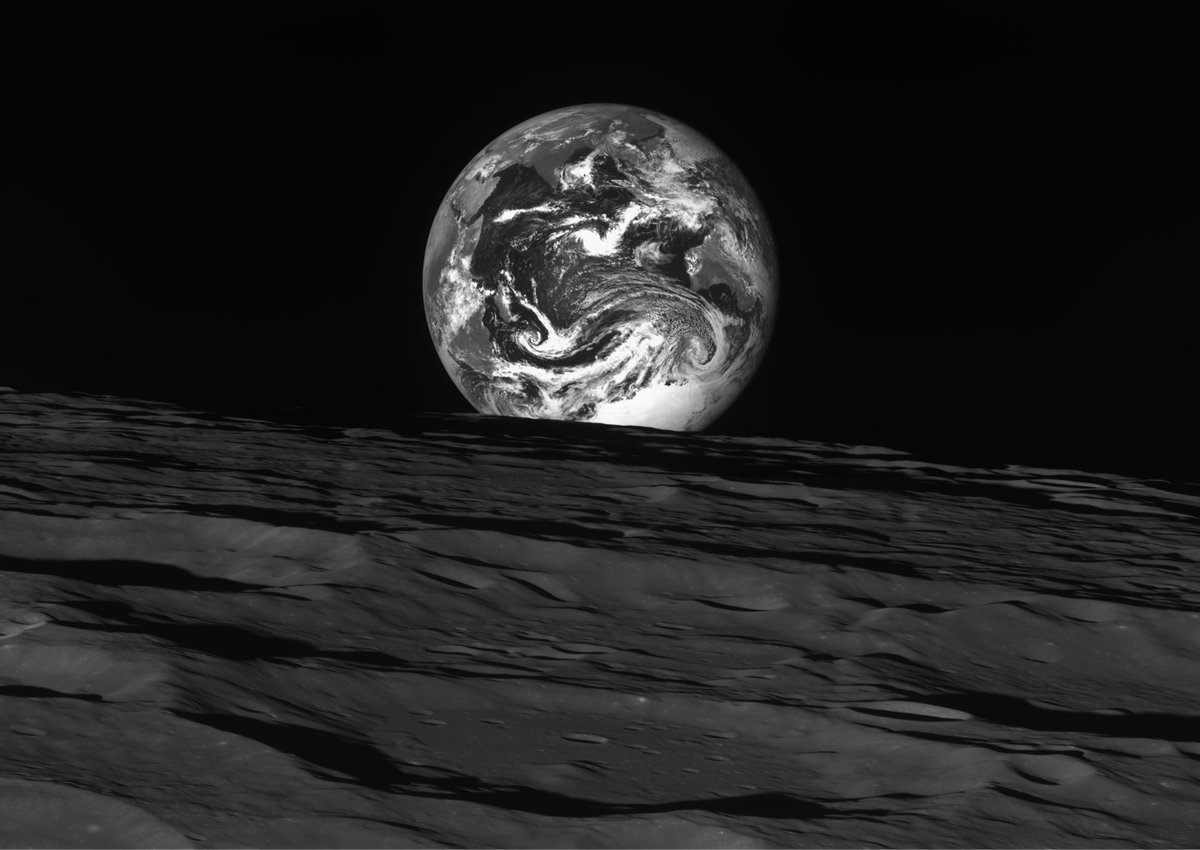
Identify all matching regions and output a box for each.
[6,4,1197,480]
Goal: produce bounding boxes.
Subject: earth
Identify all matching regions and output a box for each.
[423,104,778,431]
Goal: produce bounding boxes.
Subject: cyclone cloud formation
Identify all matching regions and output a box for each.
[423,104,778,431]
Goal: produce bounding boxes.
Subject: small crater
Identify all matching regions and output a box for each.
[1012,754,1097,785]
[698,593,790,612]
[0,610,48,640]
[561,733,610,744]
[505,571,582,603]
[1048,598,1122,623]
[850,700,973,721]
[416,563,495,589]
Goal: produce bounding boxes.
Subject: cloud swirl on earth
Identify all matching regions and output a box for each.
[424,104,777,431]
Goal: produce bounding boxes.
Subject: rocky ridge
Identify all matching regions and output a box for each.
[1,389,1199,847]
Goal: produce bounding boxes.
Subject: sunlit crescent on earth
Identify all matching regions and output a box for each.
[423,103,778,431]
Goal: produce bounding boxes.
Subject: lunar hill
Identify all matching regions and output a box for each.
[2,389,1200,848]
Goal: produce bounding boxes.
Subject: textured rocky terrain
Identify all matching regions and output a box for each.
[2,389,1200,848]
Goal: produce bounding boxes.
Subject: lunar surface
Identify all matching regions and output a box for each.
[3,389,1200,847]
[423,104,777,431]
